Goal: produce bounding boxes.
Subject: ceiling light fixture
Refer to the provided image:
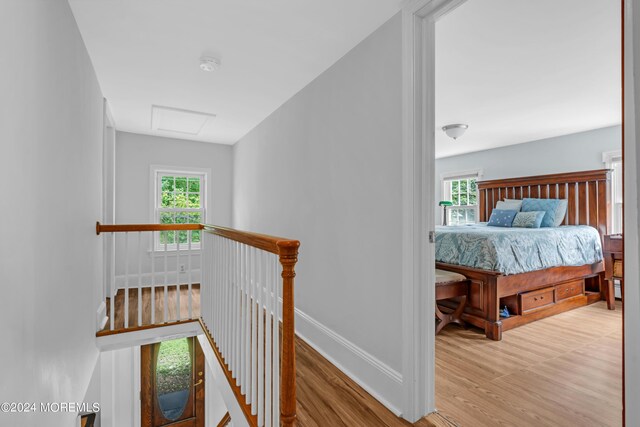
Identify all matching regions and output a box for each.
[199,56,221,72]
[442,124,468,140]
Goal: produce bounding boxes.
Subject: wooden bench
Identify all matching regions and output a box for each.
[436,269,469,335]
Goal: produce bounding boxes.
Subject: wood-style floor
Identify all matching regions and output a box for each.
[100,287,621,426]
[100,284,200,334]
[296,336,456,427]
[436,300,622,427]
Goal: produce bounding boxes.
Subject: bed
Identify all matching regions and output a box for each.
[436,169,612,340]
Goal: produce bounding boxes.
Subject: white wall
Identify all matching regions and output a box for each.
[99,347,137,427]
[0,0,104,425]
[113,132,233,289]
[233,13,404,411]
[435,125,622,206]
[116,131,233,226]
[624,0,640,425]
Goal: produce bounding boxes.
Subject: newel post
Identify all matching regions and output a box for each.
[277,240,300,427]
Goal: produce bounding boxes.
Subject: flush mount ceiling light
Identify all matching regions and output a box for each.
[199,56,221,72]
[442,124,468,140]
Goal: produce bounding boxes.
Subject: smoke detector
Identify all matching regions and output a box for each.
[199,56,221,72]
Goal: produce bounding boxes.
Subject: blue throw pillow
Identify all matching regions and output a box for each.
[487,209,518,227]
[553,199,568,226]
[521,198,561,227]
[512,211,545,228]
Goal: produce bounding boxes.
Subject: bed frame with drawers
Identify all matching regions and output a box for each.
[436,169,614,340]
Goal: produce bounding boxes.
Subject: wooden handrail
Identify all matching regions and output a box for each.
[203,224,298,255]
[95,222,204,235]
[203,224,300,426]
[96,221,300,426]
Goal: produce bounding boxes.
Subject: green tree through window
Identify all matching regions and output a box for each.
[155,170,206,249]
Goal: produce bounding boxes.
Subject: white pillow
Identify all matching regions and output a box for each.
[496,199,523,212]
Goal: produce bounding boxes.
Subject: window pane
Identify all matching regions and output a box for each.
[470,179,477,192]
[452,194,459,205]
[174,192,188,208]
[159,230,175,245]
[188,212,201,223]
[175,177,187,191]
[452,181,459,193]
[460,180,468,194]
[161,176,175,192]
[188,194,200,208]
[160,212,174,224]
[191,230,201,243]
[460,194,468,206]
[188,178,200,193]
[156,338,191,421]
[175,212,189,224]
[178,230,188,244]
[161,192,175,208]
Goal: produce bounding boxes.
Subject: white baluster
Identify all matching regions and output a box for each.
[164,238,168,323]
[151,231,156,325]
[245,244,251,399]
[124,232,129,329]
[188,229,192,319]
[176,234,181,321]
[137,232,142,327]
[257,250,265,426]
[265,250,272,427]
[251,246,258,414]
[273,255,280,425]
[110,233,116,331]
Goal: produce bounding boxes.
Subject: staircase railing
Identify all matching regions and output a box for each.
[95,222,300,427]
[200,225,299,427]
[96,222,204,334]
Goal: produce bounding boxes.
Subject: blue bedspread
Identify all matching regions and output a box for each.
[435,224,603,275]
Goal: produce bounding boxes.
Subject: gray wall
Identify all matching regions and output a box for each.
[0,0,104,425]
[116,131,233,226]
[233,13,403,410]
[435,125,622,208]
[114,132,233,286]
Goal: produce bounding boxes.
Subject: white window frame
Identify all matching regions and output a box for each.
[440,169,482,226]
[150,165,210,252]
[603,150,623,234]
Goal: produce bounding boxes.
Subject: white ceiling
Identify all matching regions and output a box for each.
[435,0,621,158]
[67,0,401,144]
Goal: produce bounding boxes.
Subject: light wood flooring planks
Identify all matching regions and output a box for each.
[435,301,622,427]
[99,287,620,426]
[100,284,200,333]
[296,336,456,427]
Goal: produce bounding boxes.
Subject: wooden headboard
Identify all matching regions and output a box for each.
[477,169,612,237]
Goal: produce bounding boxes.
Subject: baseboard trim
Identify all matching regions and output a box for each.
[294,308,404,416]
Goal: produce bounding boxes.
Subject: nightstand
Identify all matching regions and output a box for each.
[603,234,623,310]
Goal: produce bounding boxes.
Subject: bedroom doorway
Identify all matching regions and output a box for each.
[400,0,637,424]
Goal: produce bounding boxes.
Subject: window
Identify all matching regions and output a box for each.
[603,151,623,234]
[442,172,480,225]
[152,166,208,250]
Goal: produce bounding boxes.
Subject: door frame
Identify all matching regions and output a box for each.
[141,336,205,427]
[400,0,640,423]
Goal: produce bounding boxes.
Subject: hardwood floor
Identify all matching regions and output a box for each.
[99,286,620,426]
[100,284,200,333]
[296,337,455,427]
[435,300,622,427]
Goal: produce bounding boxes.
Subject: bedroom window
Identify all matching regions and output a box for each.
[442,172,479,225]
[603,151,623,234]
[152,166,208,250]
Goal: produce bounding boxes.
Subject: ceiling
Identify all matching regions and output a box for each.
[68,0,401,144]
[435,0,621,158]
